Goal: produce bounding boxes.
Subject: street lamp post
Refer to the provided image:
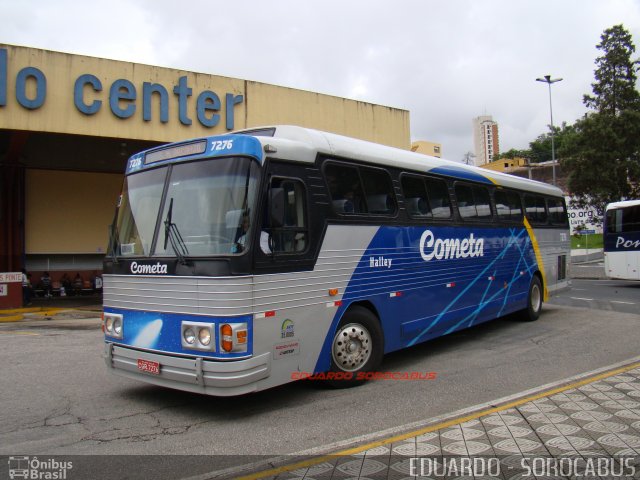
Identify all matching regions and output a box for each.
[536,75,563,186]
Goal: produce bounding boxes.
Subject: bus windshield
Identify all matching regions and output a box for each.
[111,157,260,258]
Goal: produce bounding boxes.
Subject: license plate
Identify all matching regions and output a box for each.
[137,359,160,375]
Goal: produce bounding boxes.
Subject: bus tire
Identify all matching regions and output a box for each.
[522,275,543,322]
[327,306,384,388]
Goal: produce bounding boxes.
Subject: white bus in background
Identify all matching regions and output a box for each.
[604,200,640,280]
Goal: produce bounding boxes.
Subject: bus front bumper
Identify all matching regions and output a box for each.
[104,343,271,396]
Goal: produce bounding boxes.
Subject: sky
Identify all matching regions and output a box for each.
[2,0,640,162]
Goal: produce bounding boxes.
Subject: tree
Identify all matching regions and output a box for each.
[528,122,575,163]
[562,24,640,212]
[492,122,574,163]
[493,148,530,162]
[583,24,640,115]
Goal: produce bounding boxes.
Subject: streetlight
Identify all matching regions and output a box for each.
[536,75,563,186]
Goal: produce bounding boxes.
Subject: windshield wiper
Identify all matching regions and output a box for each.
[164,198,190,265]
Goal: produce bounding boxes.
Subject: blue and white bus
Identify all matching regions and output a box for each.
[103,126,570,396]
[604,199,640,280]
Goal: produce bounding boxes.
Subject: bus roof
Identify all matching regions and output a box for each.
[606,199,640,211]
[128,125,564,198]
[248,125,564,197]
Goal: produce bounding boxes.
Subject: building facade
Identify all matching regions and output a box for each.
[472,115,499,166]
[410,140,442,158]
[0,44,410,277]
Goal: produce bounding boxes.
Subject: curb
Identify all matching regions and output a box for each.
[0,313,24,322]
[0,307,76,323]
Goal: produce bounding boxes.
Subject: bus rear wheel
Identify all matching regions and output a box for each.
[522,275,543,322]
[327,306,383,388]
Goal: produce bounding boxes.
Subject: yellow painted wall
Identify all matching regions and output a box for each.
[411,140,442,158]
[480,157,528,172]
[245,82,410,149]
[25,170,122,253]
[1,45,410,148]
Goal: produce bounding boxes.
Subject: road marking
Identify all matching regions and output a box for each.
[570,297,594,301]
[611,300,636,305]
[0,331,39,336]
[232,360,640,480]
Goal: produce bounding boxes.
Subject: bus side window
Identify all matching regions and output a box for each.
[425,177,451,218]
[401,175,431,218]
[325,164,366,214]
[524,195,548,224]
[623,205,640,232]
[455,183,492,220]
[606,209,620,233]
[547,197,567,225]
[267,178,308,254]
[495,190,523,222]
[360,167,396,215]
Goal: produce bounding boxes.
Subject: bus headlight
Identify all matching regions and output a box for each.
[198,328,211,346]
[183,328,196,345]
[104,313,124,340]
[113,318,123,336]
[181,322,215,351]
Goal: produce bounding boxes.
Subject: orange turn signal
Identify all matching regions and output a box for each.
[221,324,233,352]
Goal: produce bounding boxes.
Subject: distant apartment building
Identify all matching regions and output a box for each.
[411,141,442,158]
[472,115,499,166]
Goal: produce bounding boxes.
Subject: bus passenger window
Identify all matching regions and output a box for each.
[623,205,640,232]
[547,198,566,225]
[360,167,396,215]
[325,164,366,214]
[474,186,492,219]
[425,178,451,218]
[402,176,431,217]
[495,190,523,222]
[524,195,548,224]
[455,184,492,220]
[267,179,308,254]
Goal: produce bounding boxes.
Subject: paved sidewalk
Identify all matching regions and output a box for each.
[237,361,640,480]
[0,296,102,322]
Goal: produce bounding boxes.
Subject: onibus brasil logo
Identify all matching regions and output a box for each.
[8,456,73,479]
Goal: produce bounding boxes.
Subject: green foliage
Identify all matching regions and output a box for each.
[571,233,603,250]
[494,123,574,164]
[561,24,640,213]
[583,24,640,115]
[529,123,575,163]
[493,148,529,161]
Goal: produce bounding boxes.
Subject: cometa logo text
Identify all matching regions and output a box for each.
[420,230,484,262]
[130,261,169,275]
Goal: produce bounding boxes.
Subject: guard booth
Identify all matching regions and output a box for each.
[0,272,23,309]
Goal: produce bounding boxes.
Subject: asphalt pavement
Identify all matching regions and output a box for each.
[2,258,640,480]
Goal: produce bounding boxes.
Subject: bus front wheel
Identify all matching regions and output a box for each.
[328,306,383,388]
[522,275,543,322]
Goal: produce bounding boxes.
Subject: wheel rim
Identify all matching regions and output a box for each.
[531,283,542,313]
[332,323,372,372]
